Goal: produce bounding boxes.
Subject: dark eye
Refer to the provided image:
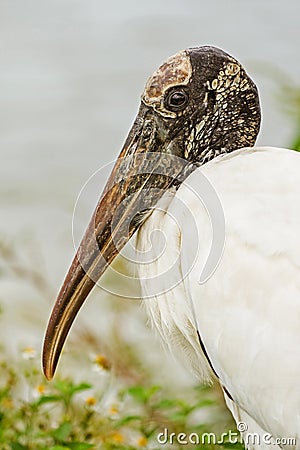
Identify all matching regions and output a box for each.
[164,87,189,112]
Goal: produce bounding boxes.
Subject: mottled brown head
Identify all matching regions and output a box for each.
[141,46,261,163]
[142,50,193,118]
[43,46,261,380]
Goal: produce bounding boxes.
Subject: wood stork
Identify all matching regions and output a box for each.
[43,46,300,449]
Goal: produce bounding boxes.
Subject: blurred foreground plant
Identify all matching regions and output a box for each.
[279,82,300,151]
[0,346,243,450]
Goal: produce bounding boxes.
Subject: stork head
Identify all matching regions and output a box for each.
[43,46,261,380]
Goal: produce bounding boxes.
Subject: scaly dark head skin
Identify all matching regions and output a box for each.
[43,46,261,380]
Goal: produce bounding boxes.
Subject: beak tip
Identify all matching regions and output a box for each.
[44,372,53,381]
[42,336,56,381]
[42,356,55,381]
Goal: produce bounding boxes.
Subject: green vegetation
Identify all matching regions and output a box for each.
[261,63,300,151]
[0,348,243,450]
[279,80,300,151]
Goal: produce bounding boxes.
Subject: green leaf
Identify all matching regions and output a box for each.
[68,443,95,450]
[70,382,92,394]
[114,415,142,427]
[54,380,92,397]
[167,411,189,422]
[222,442,244,449]
[292,134,300,151]
[52,421,72,441]
[50,447,71,450]
[195,398,215,408]
[10,444,28,450]
[126,385,160,404]
[35,394,62,406]
[154,398,179,409]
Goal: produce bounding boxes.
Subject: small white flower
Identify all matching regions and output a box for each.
[22,346,37,360]
[91,353,111,373]
[32,384,47,399]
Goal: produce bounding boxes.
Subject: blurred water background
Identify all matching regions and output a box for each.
[0,0,299,389]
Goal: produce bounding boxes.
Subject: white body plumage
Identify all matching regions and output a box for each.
[137,147,300,449]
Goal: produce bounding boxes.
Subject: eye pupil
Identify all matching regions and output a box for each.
[165,88,189,112]
[170,92,185,105]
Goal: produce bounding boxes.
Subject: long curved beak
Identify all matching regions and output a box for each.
[42,108,188,380]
